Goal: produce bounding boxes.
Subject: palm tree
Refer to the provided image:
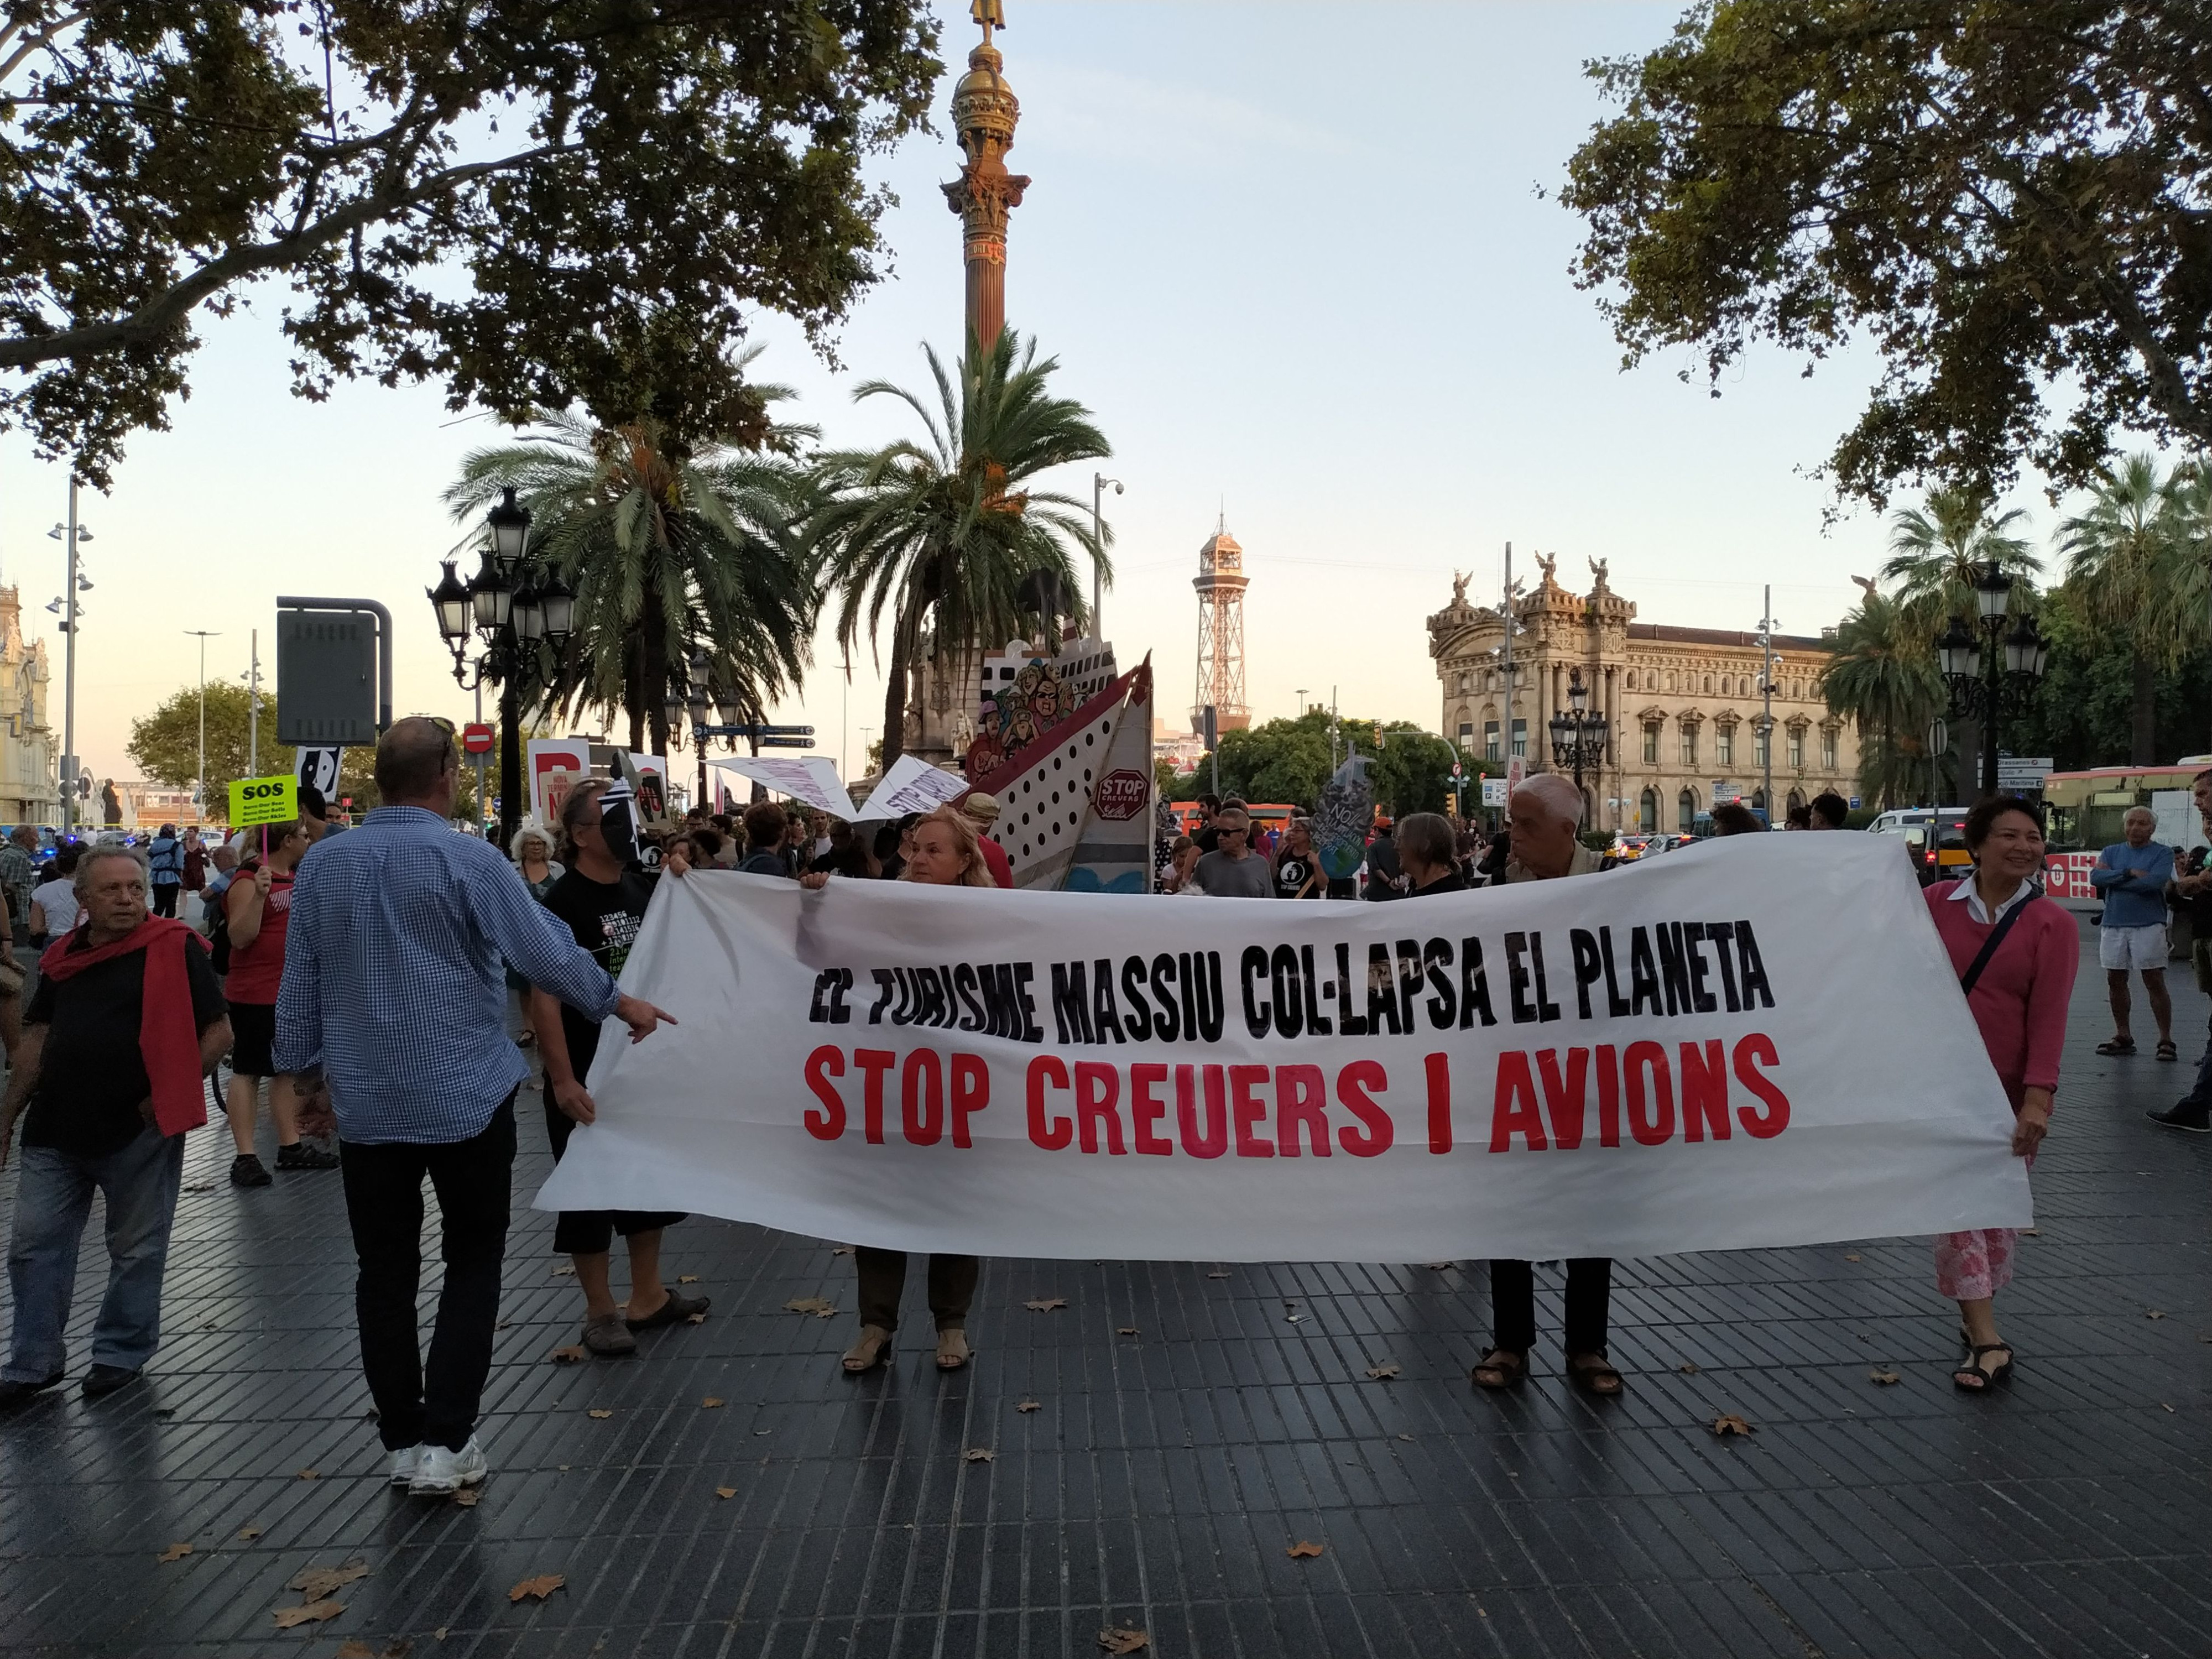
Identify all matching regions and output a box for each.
[810,330,1112,773]
[2060,453,2197,763]
[1820,588,1943,808]
[446,404,815,754]
[1880,487,2041,799]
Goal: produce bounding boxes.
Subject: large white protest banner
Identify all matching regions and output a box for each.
[536,835,2031,1261]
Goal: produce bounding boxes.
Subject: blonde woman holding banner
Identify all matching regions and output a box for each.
[801,806,992,1373]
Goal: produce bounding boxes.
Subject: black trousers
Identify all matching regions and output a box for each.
[150,885,179,917]
[853,1249,978,1334]
[339,1094,515,1452]
[1490,1258,1612,1357]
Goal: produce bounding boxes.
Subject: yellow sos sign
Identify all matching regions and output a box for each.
[228,773,298,828]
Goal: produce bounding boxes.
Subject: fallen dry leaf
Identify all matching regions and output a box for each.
[289,1562,371,1600]
[338,1644,377,1659]
[1425,1262,1453,1271]
[716,1485,737,1499]
[1711,1414,1755,1438]
[435,1630,447,1642]
[963,1447,996,1462]
[1286,1540,1325,1558]
[1844,1254,1861,1262]
[2161,1401,2175,1413]
[1025,1297,1066,1312]
[272,1601,343,1629]
[383,1640,415,1657]
[2020,1228,2039,1237]
[702,1396,724,1408]
[687,1312,708,1325]
[1098,1629,1149,1655]
[1285,1314,1305,1324]
[157,1542,193,1563]
[1117,1327,1140,1336]
[236,1527,263,1541]
[2146,1309,2167,1320]
[549,1345,586,1365]
[1677,1362,1701,1375]
[509,1573,566,1603]
[557,1465,570,1472]
[452,1489,481,1509]
[1396,1433,1415,1442]
[784,1297,836,1316]
[679,1275,700,1284]
[552,1265,576,1277]
[832,1245,854,1255]
[1016,1400,1041,1413]
[1365,1364,1401,1381]
[587,1408,613,1420]
[185,1182,213,1193]
[1205,1270,1229,1279]
[495,1319,512,1329]
[1869,1369,1901,1386]
[296,1468,320,1480]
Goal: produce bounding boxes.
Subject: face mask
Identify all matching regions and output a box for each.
[598,778,639,868]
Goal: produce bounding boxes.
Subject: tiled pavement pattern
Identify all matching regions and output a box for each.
[3,909,2209,1658]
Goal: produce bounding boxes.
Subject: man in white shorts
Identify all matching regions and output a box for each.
[2090,806,2176,1059]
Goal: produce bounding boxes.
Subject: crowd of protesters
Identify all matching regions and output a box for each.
[0,725,2202,1490]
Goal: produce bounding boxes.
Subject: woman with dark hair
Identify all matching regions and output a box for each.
[801,806,990,1371]
[531,780,705,1357]
[1923,795,2077,1391]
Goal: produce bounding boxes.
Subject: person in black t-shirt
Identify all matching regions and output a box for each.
[531,780,706,1359]
[1272,816,1324,899]
[1,847,231,1408]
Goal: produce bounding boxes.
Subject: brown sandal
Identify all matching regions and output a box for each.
[842,1324,893,1374]
[1470,1348,1526,1390]
[1566,1352,1624,1396]
[935,1327,971,1371]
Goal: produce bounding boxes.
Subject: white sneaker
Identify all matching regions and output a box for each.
[387,1444,424,1488]
[408,1436,488,1496]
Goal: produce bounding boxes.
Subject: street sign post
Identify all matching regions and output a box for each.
[275,598,393,745]
[757,737,817,749]
[1996,755,2053,792]
[461,722,495,756]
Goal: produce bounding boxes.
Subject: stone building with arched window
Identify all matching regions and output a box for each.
[1426,558,1858,831]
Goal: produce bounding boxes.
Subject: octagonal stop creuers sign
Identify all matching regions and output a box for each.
[1093,769,1149,821]
[276,608,378,746]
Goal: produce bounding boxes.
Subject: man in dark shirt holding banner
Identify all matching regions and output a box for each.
[0,846,231,1408]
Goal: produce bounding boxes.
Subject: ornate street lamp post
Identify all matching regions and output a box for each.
[1936,561,2049,800]
[427,486,575,846]
[1547,666,1610,805]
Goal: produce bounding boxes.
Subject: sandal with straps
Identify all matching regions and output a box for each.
[1470,1348,1527,1390]
[2157,1039,2179,1061]
[1566,1352,1625,1397]
[1952,1343,2014,1392]
[842,1324,893,1374]
[2095,1039,2136,1056]
[935,1327,971,1371]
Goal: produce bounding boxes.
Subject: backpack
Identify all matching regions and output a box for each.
[205,878,236,973]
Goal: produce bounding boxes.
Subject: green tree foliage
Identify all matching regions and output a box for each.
[1820,588,1943,809]
[0,2,941,484]
[2009,586,2212,770]
[126,682,380,818]
[810,331,1111,773]
[1561,2,2212,503]
[2057,454,2204,764]
[1162,712,1471,817]
[446,399,814,756]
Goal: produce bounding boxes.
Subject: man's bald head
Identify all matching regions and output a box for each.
[375,717,458,809]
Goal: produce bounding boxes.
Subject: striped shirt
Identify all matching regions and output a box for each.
[274,806,620,1144]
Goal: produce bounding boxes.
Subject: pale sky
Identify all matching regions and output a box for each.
[0,2,2088,793]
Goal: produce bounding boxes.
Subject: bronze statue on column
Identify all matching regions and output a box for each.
[942,0,1027,348]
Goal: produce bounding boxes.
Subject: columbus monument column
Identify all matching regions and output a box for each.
[942,0,1027,346]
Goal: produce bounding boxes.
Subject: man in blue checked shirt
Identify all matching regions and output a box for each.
[276,718,675,1499]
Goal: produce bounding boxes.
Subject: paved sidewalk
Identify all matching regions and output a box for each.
[3,912,2210,1658]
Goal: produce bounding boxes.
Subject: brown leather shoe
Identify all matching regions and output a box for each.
[935,1327,971,1371]
[582,1313,636,1357]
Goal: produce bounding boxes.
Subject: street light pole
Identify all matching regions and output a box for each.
[184,630,220,826]
[59,478,79,833]
[1758,585,1776,822]
[1091,473,1121,640]
[247,629,260,775]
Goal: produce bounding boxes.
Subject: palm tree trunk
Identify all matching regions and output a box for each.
[624,629,646,753]
[641,588,671,758]
[2131,654,2157,764]
[878,618,912,775]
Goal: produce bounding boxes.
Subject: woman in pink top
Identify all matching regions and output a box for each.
[1922,796,2079,1392]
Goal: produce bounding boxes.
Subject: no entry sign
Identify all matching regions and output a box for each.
[462,722,495,756]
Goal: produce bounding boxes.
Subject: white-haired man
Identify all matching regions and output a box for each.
[0,846,230,1409]
[1472,774,1625,1397]
[2089,805,2175,1059]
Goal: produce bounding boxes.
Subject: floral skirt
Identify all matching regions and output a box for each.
[1933,1228,2015,1301]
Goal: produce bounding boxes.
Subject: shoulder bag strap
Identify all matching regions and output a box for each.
[1958,889,2039,995]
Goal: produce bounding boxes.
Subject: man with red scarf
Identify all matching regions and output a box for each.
[0,847,230,1409]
